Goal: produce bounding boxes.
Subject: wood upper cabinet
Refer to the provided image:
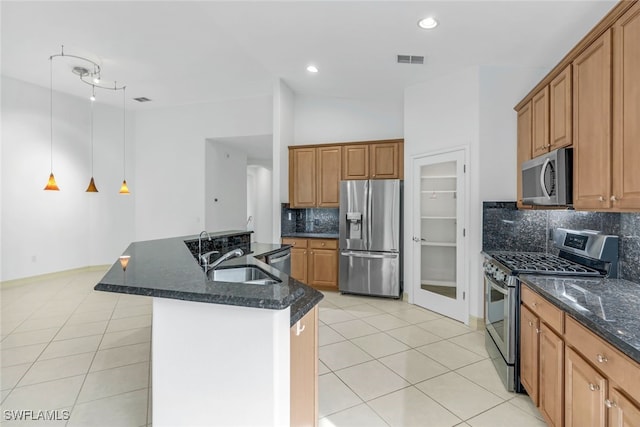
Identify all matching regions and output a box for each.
[342,140,403,180]
[565,346,607,427]
[517,101,533,209]
[317,146,342,207]
[612,1,640,209]
[532,87,551,158]
[290,305,318,427]
[573,29,613,210]
[342,144,369,180]
[290,148,317,208]
[550,65,573,150]
[370,141,403,179]
[289,146,341,208]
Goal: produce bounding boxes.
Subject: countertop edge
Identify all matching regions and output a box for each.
[519,276,640,365]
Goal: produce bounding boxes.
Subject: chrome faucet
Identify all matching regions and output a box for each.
[198,231,212,265]
[209,248,244,270]
[199,250,219,271]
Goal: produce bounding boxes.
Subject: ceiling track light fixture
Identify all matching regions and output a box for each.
[45,45,129,194]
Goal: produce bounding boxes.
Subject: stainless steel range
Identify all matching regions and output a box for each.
[483,228,619,392]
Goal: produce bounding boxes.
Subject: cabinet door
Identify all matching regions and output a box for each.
[539,323,564,427]
[317,146,342,207]
[290,247,308,283]
[532,87,551,157]
[517,101,533,209]
[565,346,607,427]
[342,144,369,180]
[290,148,317,208]
[370,142,401,179]
[612,1,640,209]
[573,29,613,210]
[550,65,573,150]
[308,249,338,289]
[520,304,540,405]
[290,306,318,427]
[608,387,640,427]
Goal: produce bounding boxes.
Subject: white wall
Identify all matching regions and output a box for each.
[404,65,550,323]
[293,95,403,145]
[272,80,295,242]
[1,76,135,281]
[205,141,247,232]
[247,165,273,244]
[134,96,272,242]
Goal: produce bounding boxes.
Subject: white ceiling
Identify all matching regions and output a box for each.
[1,1,617,110]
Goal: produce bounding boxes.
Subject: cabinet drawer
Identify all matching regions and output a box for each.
[521,285,564,334]
[282,238,308,249]
[565,315,640,402]
[309,239,337,250]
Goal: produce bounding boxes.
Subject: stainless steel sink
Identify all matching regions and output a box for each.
[210,266,281,285]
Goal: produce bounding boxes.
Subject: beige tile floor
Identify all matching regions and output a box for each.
[0,268,546,426]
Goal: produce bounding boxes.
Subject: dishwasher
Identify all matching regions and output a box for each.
[264,247,291,276]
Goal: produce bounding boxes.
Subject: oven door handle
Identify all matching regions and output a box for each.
[487,277,509,296]
[539,158,552,199]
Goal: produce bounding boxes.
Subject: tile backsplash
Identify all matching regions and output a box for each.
[482,202,640,282]
[281,204,339,235]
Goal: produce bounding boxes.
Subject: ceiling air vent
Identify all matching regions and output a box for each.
[397,55,424,65]
[133,97,152,102]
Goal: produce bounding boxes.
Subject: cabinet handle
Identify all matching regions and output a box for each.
[611,195,617,202]
[605,399,617,409]
[535,328,540,334]
[596,354,608,363]
[589,383,600,391]
[599,196,605,202]
[321,242,325,246]
[532,302,538,308]
[295,321,306,336]
[528,321,533,327]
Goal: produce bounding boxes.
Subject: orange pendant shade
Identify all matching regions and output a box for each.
[119,255,131,270]
[85,177,99,192]
[119,179,130,194]
[44,173,60,191]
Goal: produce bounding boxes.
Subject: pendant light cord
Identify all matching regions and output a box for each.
[90,89,94,174]
[50,57,54,173]
[122,86,126,180]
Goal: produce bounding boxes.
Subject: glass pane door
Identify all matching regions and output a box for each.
[412,149,467,323]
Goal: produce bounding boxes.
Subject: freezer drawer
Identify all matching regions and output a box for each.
[339,251,400,298]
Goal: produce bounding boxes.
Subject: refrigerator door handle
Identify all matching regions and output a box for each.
[341,251,399,259]
[367,180,373,250]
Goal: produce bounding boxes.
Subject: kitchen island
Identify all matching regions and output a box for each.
[95,231,323,427]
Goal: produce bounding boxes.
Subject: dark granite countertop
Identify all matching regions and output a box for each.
[281,232,339,239]
[520,275,640,364]
[94,233,322,326]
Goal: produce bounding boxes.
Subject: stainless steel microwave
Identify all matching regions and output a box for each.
[521,147,572,206]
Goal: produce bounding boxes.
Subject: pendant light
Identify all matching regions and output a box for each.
[86,85,99,192]
[44,56,60,191]
[119,86,130,194]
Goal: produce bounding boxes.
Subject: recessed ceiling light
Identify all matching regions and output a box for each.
[418,17,438,29]
[306,65,318,73]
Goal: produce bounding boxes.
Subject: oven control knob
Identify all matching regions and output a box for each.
[496,271,506,282]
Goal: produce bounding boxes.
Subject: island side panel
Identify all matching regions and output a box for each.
[152,297,290,427]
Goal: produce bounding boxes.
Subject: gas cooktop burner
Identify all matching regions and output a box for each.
[490,252,603,276]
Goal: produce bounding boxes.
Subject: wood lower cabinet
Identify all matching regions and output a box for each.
[612,1,640,209]
[565,346,607,427]
[290,305,318,427]
[520,285,564,426]
[282,238,338,291]
[608,387,640,427]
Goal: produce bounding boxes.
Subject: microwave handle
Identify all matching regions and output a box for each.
[539,158,552,199]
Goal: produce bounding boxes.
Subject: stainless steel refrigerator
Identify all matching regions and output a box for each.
[339,179,402,298]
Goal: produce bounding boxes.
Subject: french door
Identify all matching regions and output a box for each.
[412,148,468,323]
